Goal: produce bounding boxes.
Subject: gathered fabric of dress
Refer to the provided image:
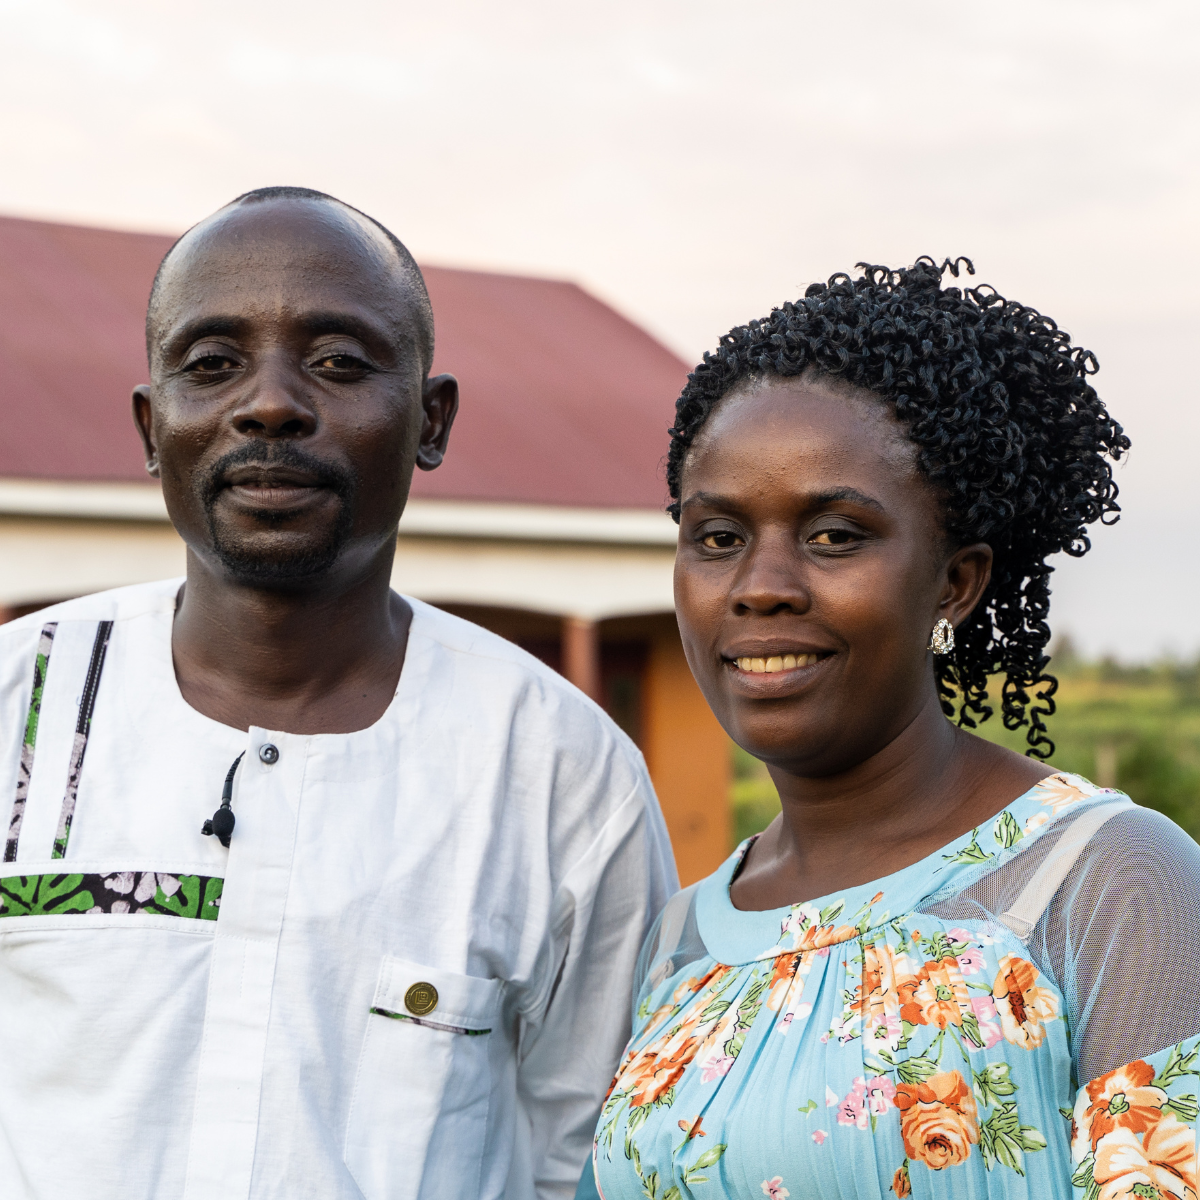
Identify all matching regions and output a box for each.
[589,774,1200,1199]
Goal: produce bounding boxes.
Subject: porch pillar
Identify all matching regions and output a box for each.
[561,616,601,702]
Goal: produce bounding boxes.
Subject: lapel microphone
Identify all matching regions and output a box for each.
[202,752,245,848]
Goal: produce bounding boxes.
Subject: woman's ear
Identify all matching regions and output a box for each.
[938,542,993,628]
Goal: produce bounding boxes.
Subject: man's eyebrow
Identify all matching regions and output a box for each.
[680,486,886,513]
[161,315,250,355]
[295,310,394,347]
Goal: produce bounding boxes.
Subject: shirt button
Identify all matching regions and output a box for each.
[258,743,279,765]
[405,982,439,1016]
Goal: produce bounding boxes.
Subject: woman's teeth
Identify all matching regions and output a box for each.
[735,654,818,674]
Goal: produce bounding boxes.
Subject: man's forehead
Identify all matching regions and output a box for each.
[163,200,401,293]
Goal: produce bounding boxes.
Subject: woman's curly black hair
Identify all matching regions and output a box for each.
[666,257,1130,758]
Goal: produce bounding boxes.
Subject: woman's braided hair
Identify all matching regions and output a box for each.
[666,257,1130,757]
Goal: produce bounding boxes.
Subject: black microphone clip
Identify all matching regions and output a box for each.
[202,752,245,848]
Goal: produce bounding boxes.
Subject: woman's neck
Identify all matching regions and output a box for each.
[731,694,1050,910]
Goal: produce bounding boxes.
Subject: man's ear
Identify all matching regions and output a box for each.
[132,385,160,478]
[936,542,993,630]
[415,373,459,472]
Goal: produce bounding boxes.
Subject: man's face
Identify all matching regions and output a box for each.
[134,198,456,590]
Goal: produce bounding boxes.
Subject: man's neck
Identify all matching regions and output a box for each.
[171,546,412,735]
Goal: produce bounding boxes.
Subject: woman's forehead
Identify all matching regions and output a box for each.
[686,374,918,479]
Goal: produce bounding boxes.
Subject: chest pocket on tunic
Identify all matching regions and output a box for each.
[344,955,502,1200]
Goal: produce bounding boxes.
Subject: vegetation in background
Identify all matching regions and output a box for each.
[730,639,1200,848]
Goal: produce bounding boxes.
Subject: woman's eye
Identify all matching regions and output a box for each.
[701,531,743,550]
[809,528,857,546]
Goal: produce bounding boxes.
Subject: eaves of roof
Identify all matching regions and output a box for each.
[0,477,679,548]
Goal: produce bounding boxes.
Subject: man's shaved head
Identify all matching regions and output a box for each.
[145,186,435,373]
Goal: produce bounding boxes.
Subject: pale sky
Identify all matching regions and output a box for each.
[2,0,1197,658]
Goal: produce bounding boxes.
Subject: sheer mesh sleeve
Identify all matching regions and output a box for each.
[920,804,1200,1089]
[1031,806,1200,1086]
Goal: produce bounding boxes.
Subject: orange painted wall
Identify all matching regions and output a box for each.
[640,621,731,886]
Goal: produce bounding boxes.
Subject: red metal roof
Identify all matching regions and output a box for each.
[0,214,688,509]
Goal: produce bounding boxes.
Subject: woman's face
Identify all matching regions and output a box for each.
[674,373,986,777]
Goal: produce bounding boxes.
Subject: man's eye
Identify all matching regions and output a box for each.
[810,529,856,546]
[186,354,238,373]
[314,354,366,371]
[701,531,743,550]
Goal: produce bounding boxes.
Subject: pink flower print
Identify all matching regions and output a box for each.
[814,946,830,958]
[956,947,985,976]
[820,1032,830,1043]
[967,996,1003,1048]
[865,1074,896,1115]
[837,1078,870,1128]
[700,1051,735,1083]
[761,1179,790,1199]
[778,1001,812,1035]
[948,928,974,944]
[825,1085,839,1108]
[866,1013,903,1052]
[811,1129,828,1145]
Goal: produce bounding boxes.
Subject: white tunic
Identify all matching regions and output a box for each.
[0,580,676,1200]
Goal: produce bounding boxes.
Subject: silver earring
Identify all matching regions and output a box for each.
[929,618,955,655]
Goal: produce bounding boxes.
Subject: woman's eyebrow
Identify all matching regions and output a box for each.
[810,486,885,512]
[681,486,885,513]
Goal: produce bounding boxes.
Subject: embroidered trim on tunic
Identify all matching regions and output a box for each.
[5,622,57,863]
[0,871,223,919]
[369,1007,492,1036]
[52,620,113,860]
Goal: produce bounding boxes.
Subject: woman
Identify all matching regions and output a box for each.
[588,259,1200,1198]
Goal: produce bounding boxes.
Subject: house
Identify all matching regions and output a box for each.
[0,214,730,884]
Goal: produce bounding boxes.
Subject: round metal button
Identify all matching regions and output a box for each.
[258,743,279,765]
[404,981,438,1016]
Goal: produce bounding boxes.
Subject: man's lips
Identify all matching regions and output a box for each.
[219,467,332,510]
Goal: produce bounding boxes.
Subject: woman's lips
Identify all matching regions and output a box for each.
[734,653,821,674]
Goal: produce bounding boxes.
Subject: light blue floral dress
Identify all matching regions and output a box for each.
[589,774,1200,1199]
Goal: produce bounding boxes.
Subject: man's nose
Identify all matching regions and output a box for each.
[230,353,317,438]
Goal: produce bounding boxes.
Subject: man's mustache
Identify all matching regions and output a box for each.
[201,443,356,507]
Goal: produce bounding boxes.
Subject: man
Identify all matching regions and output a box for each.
[0,187,676,1200]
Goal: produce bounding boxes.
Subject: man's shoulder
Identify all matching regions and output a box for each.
[405,596,637,742]
[1,580,180,642]
[407,596,584,692]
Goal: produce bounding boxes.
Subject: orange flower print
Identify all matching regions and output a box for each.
[895,1071,980,1170]
[677,1115,706,1141]
[1092,1114,1198,1200]
[891,1162,912,1197]
[899,957,970,1029]
[1074,1060,1169,1154]
[627,1036,701,1107]
[1032,772,1090,816]
[794,922,858,952]
[610,964,731,1105]
[775,902,858,953]
[992,954,1059,1049]
[767,952,803,1011]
